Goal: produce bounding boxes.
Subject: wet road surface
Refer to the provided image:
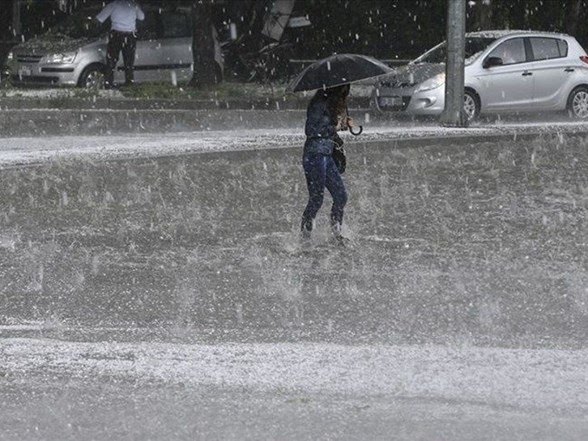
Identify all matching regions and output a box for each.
[0,127,587,440]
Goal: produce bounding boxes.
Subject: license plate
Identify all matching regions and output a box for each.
[380,96,403,107]
[18,66,32,77]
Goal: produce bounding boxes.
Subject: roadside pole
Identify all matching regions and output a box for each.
[440,0,467,127]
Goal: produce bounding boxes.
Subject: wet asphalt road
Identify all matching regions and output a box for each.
[0,127,587,440]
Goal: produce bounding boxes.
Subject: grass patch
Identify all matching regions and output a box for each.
[0,80,294,102]
[118,81,288,101]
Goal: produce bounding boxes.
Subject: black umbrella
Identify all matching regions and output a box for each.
[286,53,393,93]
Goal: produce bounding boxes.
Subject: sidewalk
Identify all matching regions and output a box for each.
[0,84,373,136]
[2,120,588,169]
[2,85,588,140]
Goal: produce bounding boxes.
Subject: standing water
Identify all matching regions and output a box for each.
[0,133,586,440]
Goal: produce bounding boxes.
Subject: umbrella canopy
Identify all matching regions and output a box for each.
[286,53,393,93]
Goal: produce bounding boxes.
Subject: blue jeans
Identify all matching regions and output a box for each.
[301,153,347,232]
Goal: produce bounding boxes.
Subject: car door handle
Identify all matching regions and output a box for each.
[522,71,533,76]
[564,68,575,72]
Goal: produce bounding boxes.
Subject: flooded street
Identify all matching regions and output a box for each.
[2,341,587,441]
[0,129,587,440]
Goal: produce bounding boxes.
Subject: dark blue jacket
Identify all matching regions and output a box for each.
[304,92,338,155]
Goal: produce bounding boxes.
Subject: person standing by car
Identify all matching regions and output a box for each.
[96,0,145,88]
[301,84,354,244]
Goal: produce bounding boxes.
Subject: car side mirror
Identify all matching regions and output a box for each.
[483,56,504,69]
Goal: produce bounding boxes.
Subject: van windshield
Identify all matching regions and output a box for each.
[47,10,107,40]
[415,37,497,64]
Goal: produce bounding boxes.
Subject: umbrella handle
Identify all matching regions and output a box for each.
[349,125,363,136]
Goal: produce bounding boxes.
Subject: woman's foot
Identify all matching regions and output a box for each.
[331,221,349,245]
[301,218,313,239]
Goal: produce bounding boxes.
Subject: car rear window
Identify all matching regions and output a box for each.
[557,39,569,57]
[529,37,568,61]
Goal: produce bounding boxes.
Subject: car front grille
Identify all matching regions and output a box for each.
[16,54,43,63]
[378,96,411,111]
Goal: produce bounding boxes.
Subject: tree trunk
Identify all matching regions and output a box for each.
[565,0,582,36]
[189,1,221,88]
[509,0,527,29]
[471,0,493,31]
[12,0,21,36]
[0,5,9,39]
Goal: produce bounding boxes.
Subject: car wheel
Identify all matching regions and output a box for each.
[567,86,588,119]
[463,89,480,122]
[78,65,105,89]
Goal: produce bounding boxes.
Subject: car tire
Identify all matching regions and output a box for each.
[566,86,588,119]
[463,89,480,122]
[78,64,105,89]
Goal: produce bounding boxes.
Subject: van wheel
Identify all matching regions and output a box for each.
[567,86,588,119]
[78,65,105,89]
[463,89,480,122]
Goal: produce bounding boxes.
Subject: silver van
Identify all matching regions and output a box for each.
[7,6,220,88]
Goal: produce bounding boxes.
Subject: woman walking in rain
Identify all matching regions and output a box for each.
[301,84,354,243]
[288,54,390,243]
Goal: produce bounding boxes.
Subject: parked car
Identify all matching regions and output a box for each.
[6,6,222,88]
[372,30,588,121]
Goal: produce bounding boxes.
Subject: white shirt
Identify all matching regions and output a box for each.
[96,0,145,33]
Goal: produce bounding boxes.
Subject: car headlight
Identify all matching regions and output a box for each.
[414,73,446,93]
[45,52,77,64]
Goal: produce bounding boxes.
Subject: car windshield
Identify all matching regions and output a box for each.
[415,37,497,64]
[46,10,106,40]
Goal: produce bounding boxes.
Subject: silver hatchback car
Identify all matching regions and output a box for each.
[372,30,588,121]
[6,6,217,88]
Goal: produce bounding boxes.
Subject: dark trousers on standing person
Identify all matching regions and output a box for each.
[105,30,137,88]
[301,153,348,237]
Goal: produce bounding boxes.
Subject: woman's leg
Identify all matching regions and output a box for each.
[325,156,348,235]
[301,154,327,234]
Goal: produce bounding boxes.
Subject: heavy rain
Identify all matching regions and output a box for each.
[0,1,587,440]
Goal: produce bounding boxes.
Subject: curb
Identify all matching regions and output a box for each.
[0,108,310,136]
[0,96,372,111]
[2,121,587,170]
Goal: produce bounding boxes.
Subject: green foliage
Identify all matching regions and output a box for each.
[0,81,294,103]
[300,0,448,60]
[297,0,588,60]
